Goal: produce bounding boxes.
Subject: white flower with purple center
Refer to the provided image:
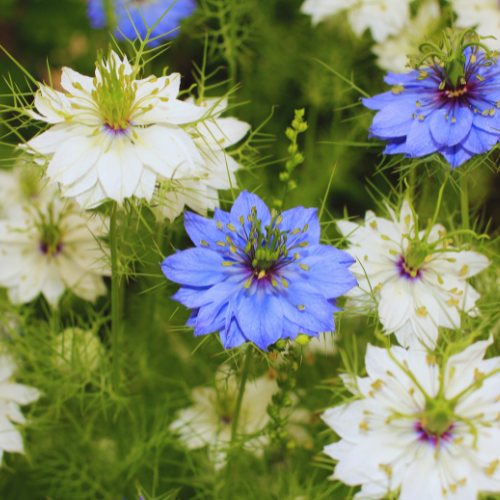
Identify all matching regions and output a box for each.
[23,50,206,207]
[364,31,500,168]
[337,200,489,348]
[300,0,413,43]
[0,180,109,306]
[162,190,357,350]
[323,337,500,500]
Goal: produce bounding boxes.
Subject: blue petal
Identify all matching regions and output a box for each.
[462,126,498,155]
[219,316,247,349]
[384,71,438,89]
[429,106,473,147]
[370,100,419,139]
[438,144,474,169]
[278,206,320,245]
[114,0,196,46]
[405,116,437,157]
[383,137,407,155]
[235,281,283,350]
[295,249,358,299]
[161,248,227,286]
[194,303,227,336]
[230,190,271,235]
[87,0,106,28]
[172,285,210,308]
[472,110,500,135]
[278,283,336,334]
[186,309,198,327]
[214,207,231,224]
[184,211,224,249]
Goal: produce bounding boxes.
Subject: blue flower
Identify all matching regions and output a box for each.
[363,33,500,168]
[161,191,357,351]
[87,0,196,47]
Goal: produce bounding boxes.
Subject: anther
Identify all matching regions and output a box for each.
[299,264,309,271]
[227,223,236,232]
[298,305,305,311]
[222,261,238,267]
[217,220,223,230]
[200,239,209,247]
[239,216,244,226]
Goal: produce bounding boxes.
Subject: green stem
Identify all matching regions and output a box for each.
[460,174,470,240]
[110,201,120,390]
[230,349,252,443]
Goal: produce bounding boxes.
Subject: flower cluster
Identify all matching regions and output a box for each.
[162,190,357,350]
[337,200,489,348]
[323,337,500,500]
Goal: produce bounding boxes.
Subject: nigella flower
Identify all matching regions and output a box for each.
[301,0,412,43]
[88,0,196,47]
[364,30,500,168]
[0,354,40,463]
[0,171,109,306]
[23,51,206,207]
[323,337,500,500]
[337,200,489,348]
[161,191,357,350]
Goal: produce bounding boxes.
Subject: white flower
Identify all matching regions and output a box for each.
[337,201,489,348]
[372,1,441,72]
[54,327,104,373]
[0,354,40,463]
[301,0,413,43]
[23,51,207,207]
[153,97,250,221]
[323,337,500,500]
[0,165,52,217]
[453,0,500,51]
[0,173,109,306]
[171,368,307,469]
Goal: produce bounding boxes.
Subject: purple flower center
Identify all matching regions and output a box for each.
[39,242,63,257]
[415,420,454,447]
[396,255,422,280]
[102,123,130,135]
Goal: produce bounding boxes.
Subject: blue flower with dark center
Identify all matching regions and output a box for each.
[161,191,357,351]
[363,29,500,168]
[87,0,196,47]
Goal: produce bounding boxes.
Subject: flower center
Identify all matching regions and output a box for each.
[40,227,63,257]
[396,255,422,280]
[417,399,455,446]
[218,206,310,294]
[92,55,137,131]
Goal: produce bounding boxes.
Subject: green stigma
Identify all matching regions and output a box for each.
[421,398,455,437]
[92,52,137,131]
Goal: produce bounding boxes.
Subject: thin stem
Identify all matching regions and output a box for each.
[103,0,116,32]
[230,349,252,442]
[460,174,470,240]
[110,201,120,390]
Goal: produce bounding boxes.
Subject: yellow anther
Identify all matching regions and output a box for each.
[459,478,466,486]
[491,109,496,116]
[281,276,289,288]
[298,304,305,311]
[379,464,392,477]
[447,258,456,263]
[381,235,389,241]
[272,278,278,287]
[457,290,463,296]
[217,220,223,230]
[404,215,410,227]
[416,306,428,317]
[486,460,499,476]
[437,275,444,284]
[217,241,227,247]
[257,270,266,279]
[294,253,300,260]
[371,379,384,391]
[247,215,253,223]
[364,255,368,261]
[447,299,459,306]
[299,264,310,271]
[416,101,421,108]
[389,250,398,255]
[244,277,253,289]
[298,242,309,247]
[291,229,300,235]
[386,371,394,377]
[460,265,468,277]
[226,235,233,245]
[302,223,309,232]
[230,246,237,254]
[226,223,236,232]
[222,261,237,267]
[450,485,457,493]
[426,354,436,365]
[455,437,463,445]
[419,115,425,121]
[409,387,414,395]
[451,117,456,123]
[369,220,377,229]
[239,215,244,226]
[474,367,484,381]
[276,215,283,225]
[200,239,209,247]
[359,421,369,431]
